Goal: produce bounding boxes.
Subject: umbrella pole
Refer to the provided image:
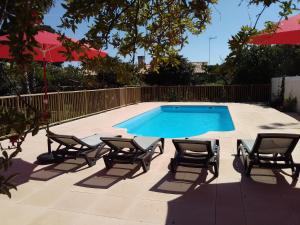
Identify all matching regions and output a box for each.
[37,57,56,164]
[43,59,52,154]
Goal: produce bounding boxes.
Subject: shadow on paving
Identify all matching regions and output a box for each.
[74,150,163,189]
[258,122,300,130]
[29,158,88,181]
[0,158,37,186]
[74,163,143,189]
[30,147,108,181]
[149,157,300,225]
[284,112,300,122]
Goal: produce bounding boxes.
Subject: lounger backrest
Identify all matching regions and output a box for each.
[172,139,215,157]
[253,133,300,155]
[47,133,81,146]
[101,137,137,151]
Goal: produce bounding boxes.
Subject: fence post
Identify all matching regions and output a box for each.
[140,87,143,102]
[57,92,61,122]
[84,90,88,115]
[104,90,107,109]
[123,87,126,105]
[126,87,129,105]
[16,95,20,111]
[119,88,122,106]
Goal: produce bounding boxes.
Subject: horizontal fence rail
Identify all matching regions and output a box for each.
[0,87,141,137]
[0,85,270,138]
[141,85,271,102]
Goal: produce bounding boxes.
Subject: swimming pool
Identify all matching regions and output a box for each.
[114,105,235,138]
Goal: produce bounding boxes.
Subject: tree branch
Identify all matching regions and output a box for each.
[0,0,9,31]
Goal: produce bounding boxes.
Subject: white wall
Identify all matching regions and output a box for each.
[271,76,300,112]
[271,77,282,101]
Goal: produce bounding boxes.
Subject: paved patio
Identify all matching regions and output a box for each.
[1,102,300,225]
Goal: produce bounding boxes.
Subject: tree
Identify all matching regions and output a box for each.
[1,1,298,68]
[61,0,217,66]
[191,64,229,85]
[0,0,54,65]
[221,45,300,85]
[82,56,137,87]
[0,64,42,198]
[144,55,194,85]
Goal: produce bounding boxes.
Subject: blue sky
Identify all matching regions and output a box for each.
[44,0,298,65]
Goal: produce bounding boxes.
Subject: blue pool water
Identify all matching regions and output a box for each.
[114,105,235,138]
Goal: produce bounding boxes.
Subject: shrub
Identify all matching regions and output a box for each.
[282,95,297,112]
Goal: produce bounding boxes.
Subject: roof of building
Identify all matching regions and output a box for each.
[191,62,208,74]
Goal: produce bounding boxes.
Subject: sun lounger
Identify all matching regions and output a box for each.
[170,138,220,177]
[47,131,120,167]
[237,133,300,178]
[101,136,164,172]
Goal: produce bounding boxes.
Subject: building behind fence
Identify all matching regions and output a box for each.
[0,85,270,137]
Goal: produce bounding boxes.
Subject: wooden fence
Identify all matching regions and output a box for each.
[0,87,141,125]
[141,85,271,102]
[0,85,270,137]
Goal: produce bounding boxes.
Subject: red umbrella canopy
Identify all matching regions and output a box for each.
[0,30,107,121]
[248,14,300,45]
[0,31,107,62]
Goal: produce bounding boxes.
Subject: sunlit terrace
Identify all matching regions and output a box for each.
[1,102,300,225]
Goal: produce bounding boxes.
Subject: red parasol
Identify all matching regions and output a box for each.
[0,31,107,163]
[0,31,107,111]
[248,14,300,45]
[0,31,107,61]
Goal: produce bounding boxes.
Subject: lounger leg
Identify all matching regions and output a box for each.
[212,162,219,177]
[161,139,165,153]
[141,152,153,172]
[246,161,253,176]
[237,140,241,156]
[289,156,295,173]
[85,156,96,167]
[141,160,150,172]
[158,144,163,154]
[94,145,108,160]
[103,155,113,169]
[214,152,220,177]
[293,165,300,180]
[153,142,163,154]
[170,158,177,173]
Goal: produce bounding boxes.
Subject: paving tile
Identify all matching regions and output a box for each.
[26,209,80,225]
[20,184,70,207]
[245,209,293,225]
[0,202,46,225]
[141,190,181,202]
[88,195,136,219]
[73,214,161,225]
[51,191,98,213]
[106,180,148,198]
[215,182,246,225]
[165,199,216,225]
[0,180,44,203]
[125,199,168,224]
